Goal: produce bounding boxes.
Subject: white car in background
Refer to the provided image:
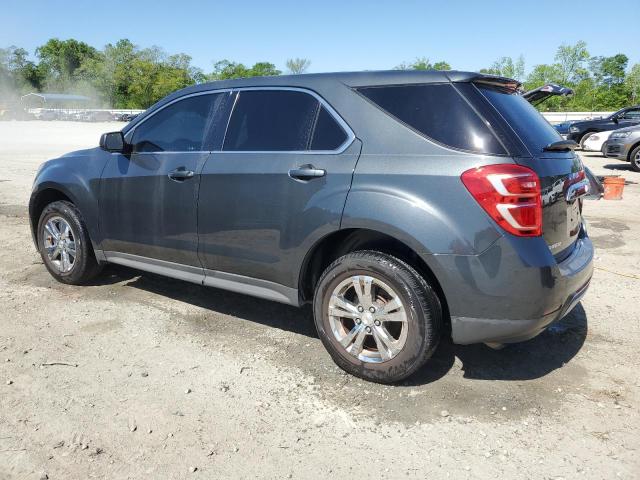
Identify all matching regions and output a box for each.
[582,130,613,154]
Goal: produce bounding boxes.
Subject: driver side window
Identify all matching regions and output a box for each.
[620,109,640,120]
[131,93,225,153]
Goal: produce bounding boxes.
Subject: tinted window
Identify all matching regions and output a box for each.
[131,93,226,153]
[224,90,319,151]
[476,84,562,154]
[310,106,348,150]
[358,84,506,155]
[620,109,640,119]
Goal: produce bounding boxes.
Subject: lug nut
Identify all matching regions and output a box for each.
[355,318,361,324]
[357,306,364,313]
[374,320,381,326]
[365,326,371,333]
[369,306,376,313]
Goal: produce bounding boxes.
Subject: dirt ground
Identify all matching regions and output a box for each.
[0,121,639,479]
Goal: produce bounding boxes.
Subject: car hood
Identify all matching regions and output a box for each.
[569,118,610,129]
[60,147,101,158]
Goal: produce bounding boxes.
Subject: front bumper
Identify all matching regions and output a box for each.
[567,132,581,143]
[426,231,594,345]
[605,139,632,160]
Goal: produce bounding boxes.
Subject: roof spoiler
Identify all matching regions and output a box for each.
[467,74,522,94]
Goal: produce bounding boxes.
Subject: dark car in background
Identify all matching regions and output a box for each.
[568,105,640,147]
[29,71,593,383]
[554,121,575,136]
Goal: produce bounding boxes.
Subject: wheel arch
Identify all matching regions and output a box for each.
[626,140,640,162]
[298,228,450,327]
[29,185,77,247]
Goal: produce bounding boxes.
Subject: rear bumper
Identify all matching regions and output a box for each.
[451,278,590,344]
[425,229,594,345]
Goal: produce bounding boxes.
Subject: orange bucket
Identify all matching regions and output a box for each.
[603,176,625,200]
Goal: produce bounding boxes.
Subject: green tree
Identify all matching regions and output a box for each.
[480,55,525,81]
[35,38,98,91]
[395,57,451,70]
[626,63,640,103]
[286,58,311,74]
[431,61,451,71]
[209,60,280,80]
[554,41,590,84]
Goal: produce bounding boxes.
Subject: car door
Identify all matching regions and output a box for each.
[197,88,360,295]
[100,91,232,269]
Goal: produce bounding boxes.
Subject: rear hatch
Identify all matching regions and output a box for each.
[469,81,588,260]
[521,83,573,107]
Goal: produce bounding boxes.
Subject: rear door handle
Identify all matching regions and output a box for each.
[288,165,326,181]
[168,167,195,181]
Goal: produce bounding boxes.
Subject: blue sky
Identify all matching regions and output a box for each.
[2,0,639,74]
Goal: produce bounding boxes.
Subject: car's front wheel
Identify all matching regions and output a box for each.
[579,132,595,150]
[313,251,442,383]
[37,200,102,284]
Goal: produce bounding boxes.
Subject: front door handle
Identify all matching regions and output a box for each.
[168,167,195,182]
[288,165,326,181]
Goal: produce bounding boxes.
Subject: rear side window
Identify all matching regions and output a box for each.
[224,90,318,151]
[310,106,348,150]
[131,93,225,153]
[475,84,562,154]
[357,84,506,155]
[223,90,349,152]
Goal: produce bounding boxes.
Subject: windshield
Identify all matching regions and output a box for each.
[475,84,563,154]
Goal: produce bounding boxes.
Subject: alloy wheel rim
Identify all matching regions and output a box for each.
[328,275,408,363]
[43,216,76,273]
[634,152,640,168]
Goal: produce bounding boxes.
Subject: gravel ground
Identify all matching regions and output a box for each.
[0,121,639,479]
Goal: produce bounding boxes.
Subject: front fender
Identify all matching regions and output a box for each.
[30,148,109,250]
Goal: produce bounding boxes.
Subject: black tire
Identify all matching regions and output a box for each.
[629,145,640,173]
[600,141,608,156]
[313,250,442,384]
[37,200,102,285]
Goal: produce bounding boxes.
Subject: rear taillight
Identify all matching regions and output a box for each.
[461,164,542,237]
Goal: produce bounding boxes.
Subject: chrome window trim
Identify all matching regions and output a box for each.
[124,86,355,155]
[124,89,233,153]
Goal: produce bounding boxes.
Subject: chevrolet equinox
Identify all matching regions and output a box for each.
[30,71,594,383]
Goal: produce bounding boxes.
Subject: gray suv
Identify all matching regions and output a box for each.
[604,125,640,171]
[29,71,594,383]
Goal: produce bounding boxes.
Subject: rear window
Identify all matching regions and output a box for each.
[357,84,506,155]
[475,85,562,154]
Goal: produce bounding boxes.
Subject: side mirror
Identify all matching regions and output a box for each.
[612,117,619,124]
[99,131,128,153]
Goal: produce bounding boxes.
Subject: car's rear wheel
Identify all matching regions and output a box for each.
[313,250,442,383]
[37,200,102,284]
[630,145,640,173]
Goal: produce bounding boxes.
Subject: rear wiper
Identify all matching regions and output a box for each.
[543,140,578,152]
